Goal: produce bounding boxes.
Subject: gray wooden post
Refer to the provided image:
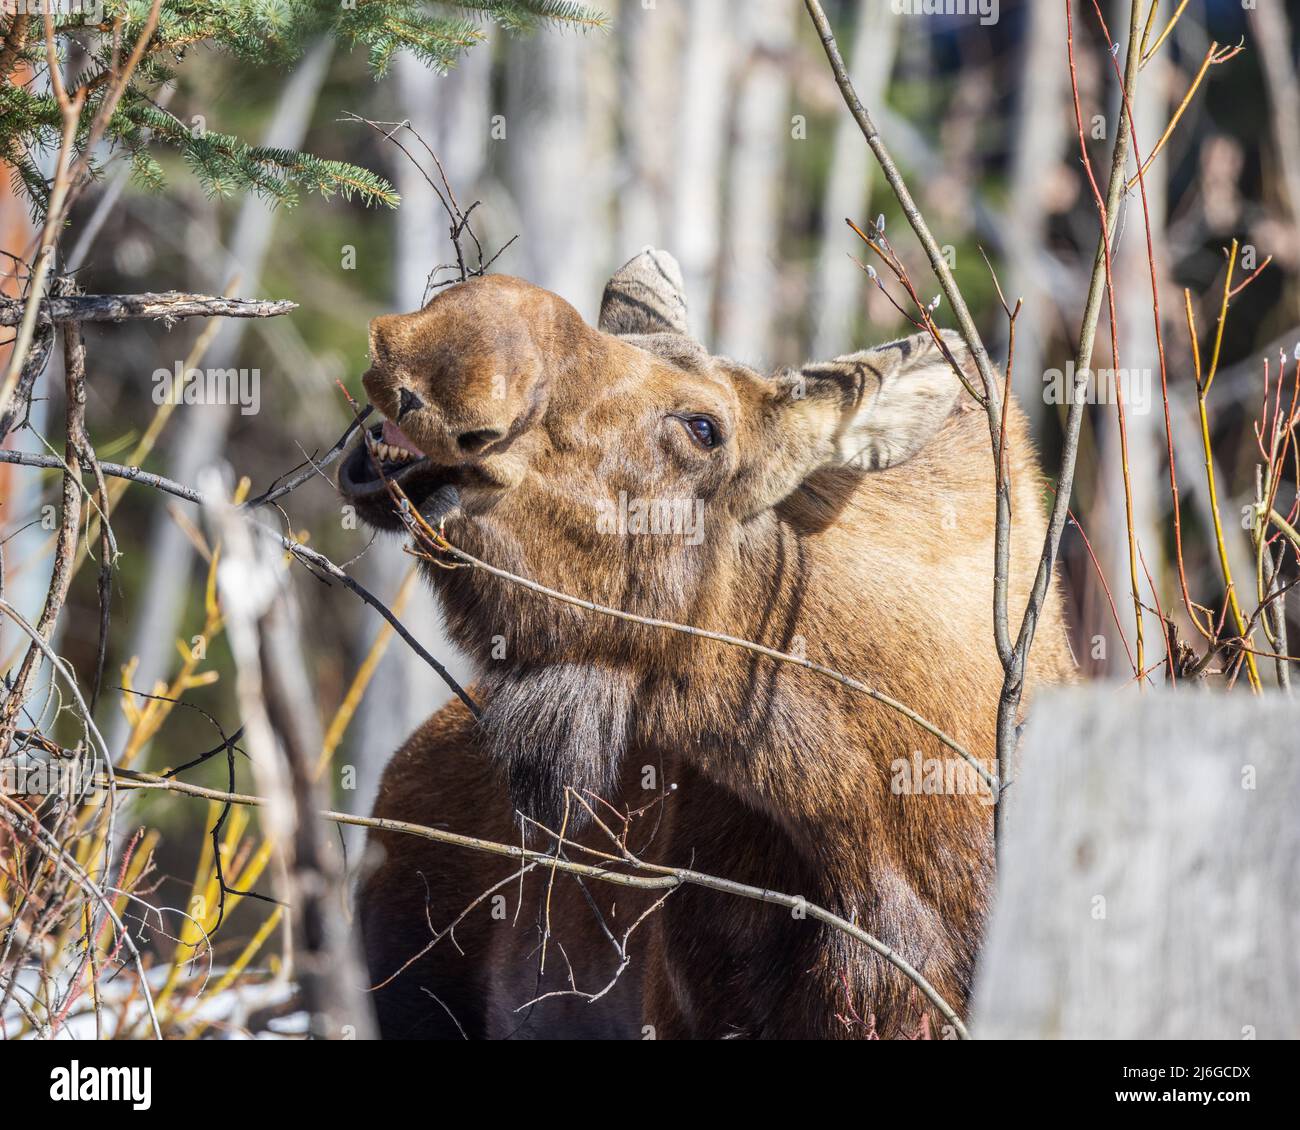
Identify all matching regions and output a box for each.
[974,686,1300,1039]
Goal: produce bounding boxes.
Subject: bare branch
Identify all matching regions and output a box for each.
[102,767,970,1040]
[0,292,298,327]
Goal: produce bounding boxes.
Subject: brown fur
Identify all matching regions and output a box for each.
[342,259,1074,1040]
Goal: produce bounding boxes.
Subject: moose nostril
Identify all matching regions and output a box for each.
[457,427,504,454]
[397,387,424,421]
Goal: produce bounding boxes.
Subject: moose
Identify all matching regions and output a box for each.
[338,249,1074,1039]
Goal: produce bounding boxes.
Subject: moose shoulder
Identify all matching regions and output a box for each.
[341,249,1074,1040]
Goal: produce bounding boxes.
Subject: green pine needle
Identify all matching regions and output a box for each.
[0,0,606,214]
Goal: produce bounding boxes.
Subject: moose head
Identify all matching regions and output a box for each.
[338,250,986,827]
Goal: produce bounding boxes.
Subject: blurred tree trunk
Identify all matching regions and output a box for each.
[1250,1,1300,322]
[810,0,899,359]
[715,0,795,363]
[614,0,681,257]
[1097,8,1165,679]
[0,57,56,675]
[1003,0,1067,413]
[671,0,732,342]
[108,42,333,759]
[394,40,494,304]
[504,26,599,319]
[0,72,45,664]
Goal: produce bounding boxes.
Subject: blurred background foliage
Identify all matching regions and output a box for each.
[2,0,1298,972]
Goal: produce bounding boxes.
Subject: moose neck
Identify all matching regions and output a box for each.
[637,508,992,1036]
[640,511,888,869]
[437,473,993,965]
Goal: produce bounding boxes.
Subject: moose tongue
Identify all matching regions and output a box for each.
[382,420,424,456]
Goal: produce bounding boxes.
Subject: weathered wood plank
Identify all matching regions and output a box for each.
[973,687,1300,1039]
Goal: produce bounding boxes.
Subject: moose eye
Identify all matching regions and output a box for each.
[680,414,722,449]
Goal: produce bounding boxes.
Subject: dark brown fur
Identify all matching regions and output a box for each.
[342,254,1074,1040]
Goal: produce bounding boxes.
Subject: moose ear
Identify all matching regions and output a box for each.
[783,329,975,474]
[598,247,690,337]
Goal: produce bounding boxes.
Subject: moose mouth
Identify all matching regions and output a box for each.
[338,423,431,496]
[337,422,467,529]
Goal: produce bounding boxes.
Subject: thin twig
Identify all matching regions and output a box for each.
[413,518,992,789]
[0,450,480,716]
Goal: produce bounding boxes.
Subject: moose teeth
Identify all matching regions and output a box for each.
[367,437,417,465]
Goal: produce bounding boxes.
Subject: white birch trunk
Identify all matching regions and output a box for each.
[614,0,682,258]
[810,0,900,360]
[670,0,733,343]
[503,27,599,319]
[1096,13,1165,679]
[1002,0,1067,410]
[714,0,795,364]
[1250,1,1300,324]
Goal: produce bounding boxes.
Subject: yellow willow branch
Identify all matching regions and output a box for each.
[1199,241,1261,691]
[1141,0,1190,66]
[1126,41,1226,191]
